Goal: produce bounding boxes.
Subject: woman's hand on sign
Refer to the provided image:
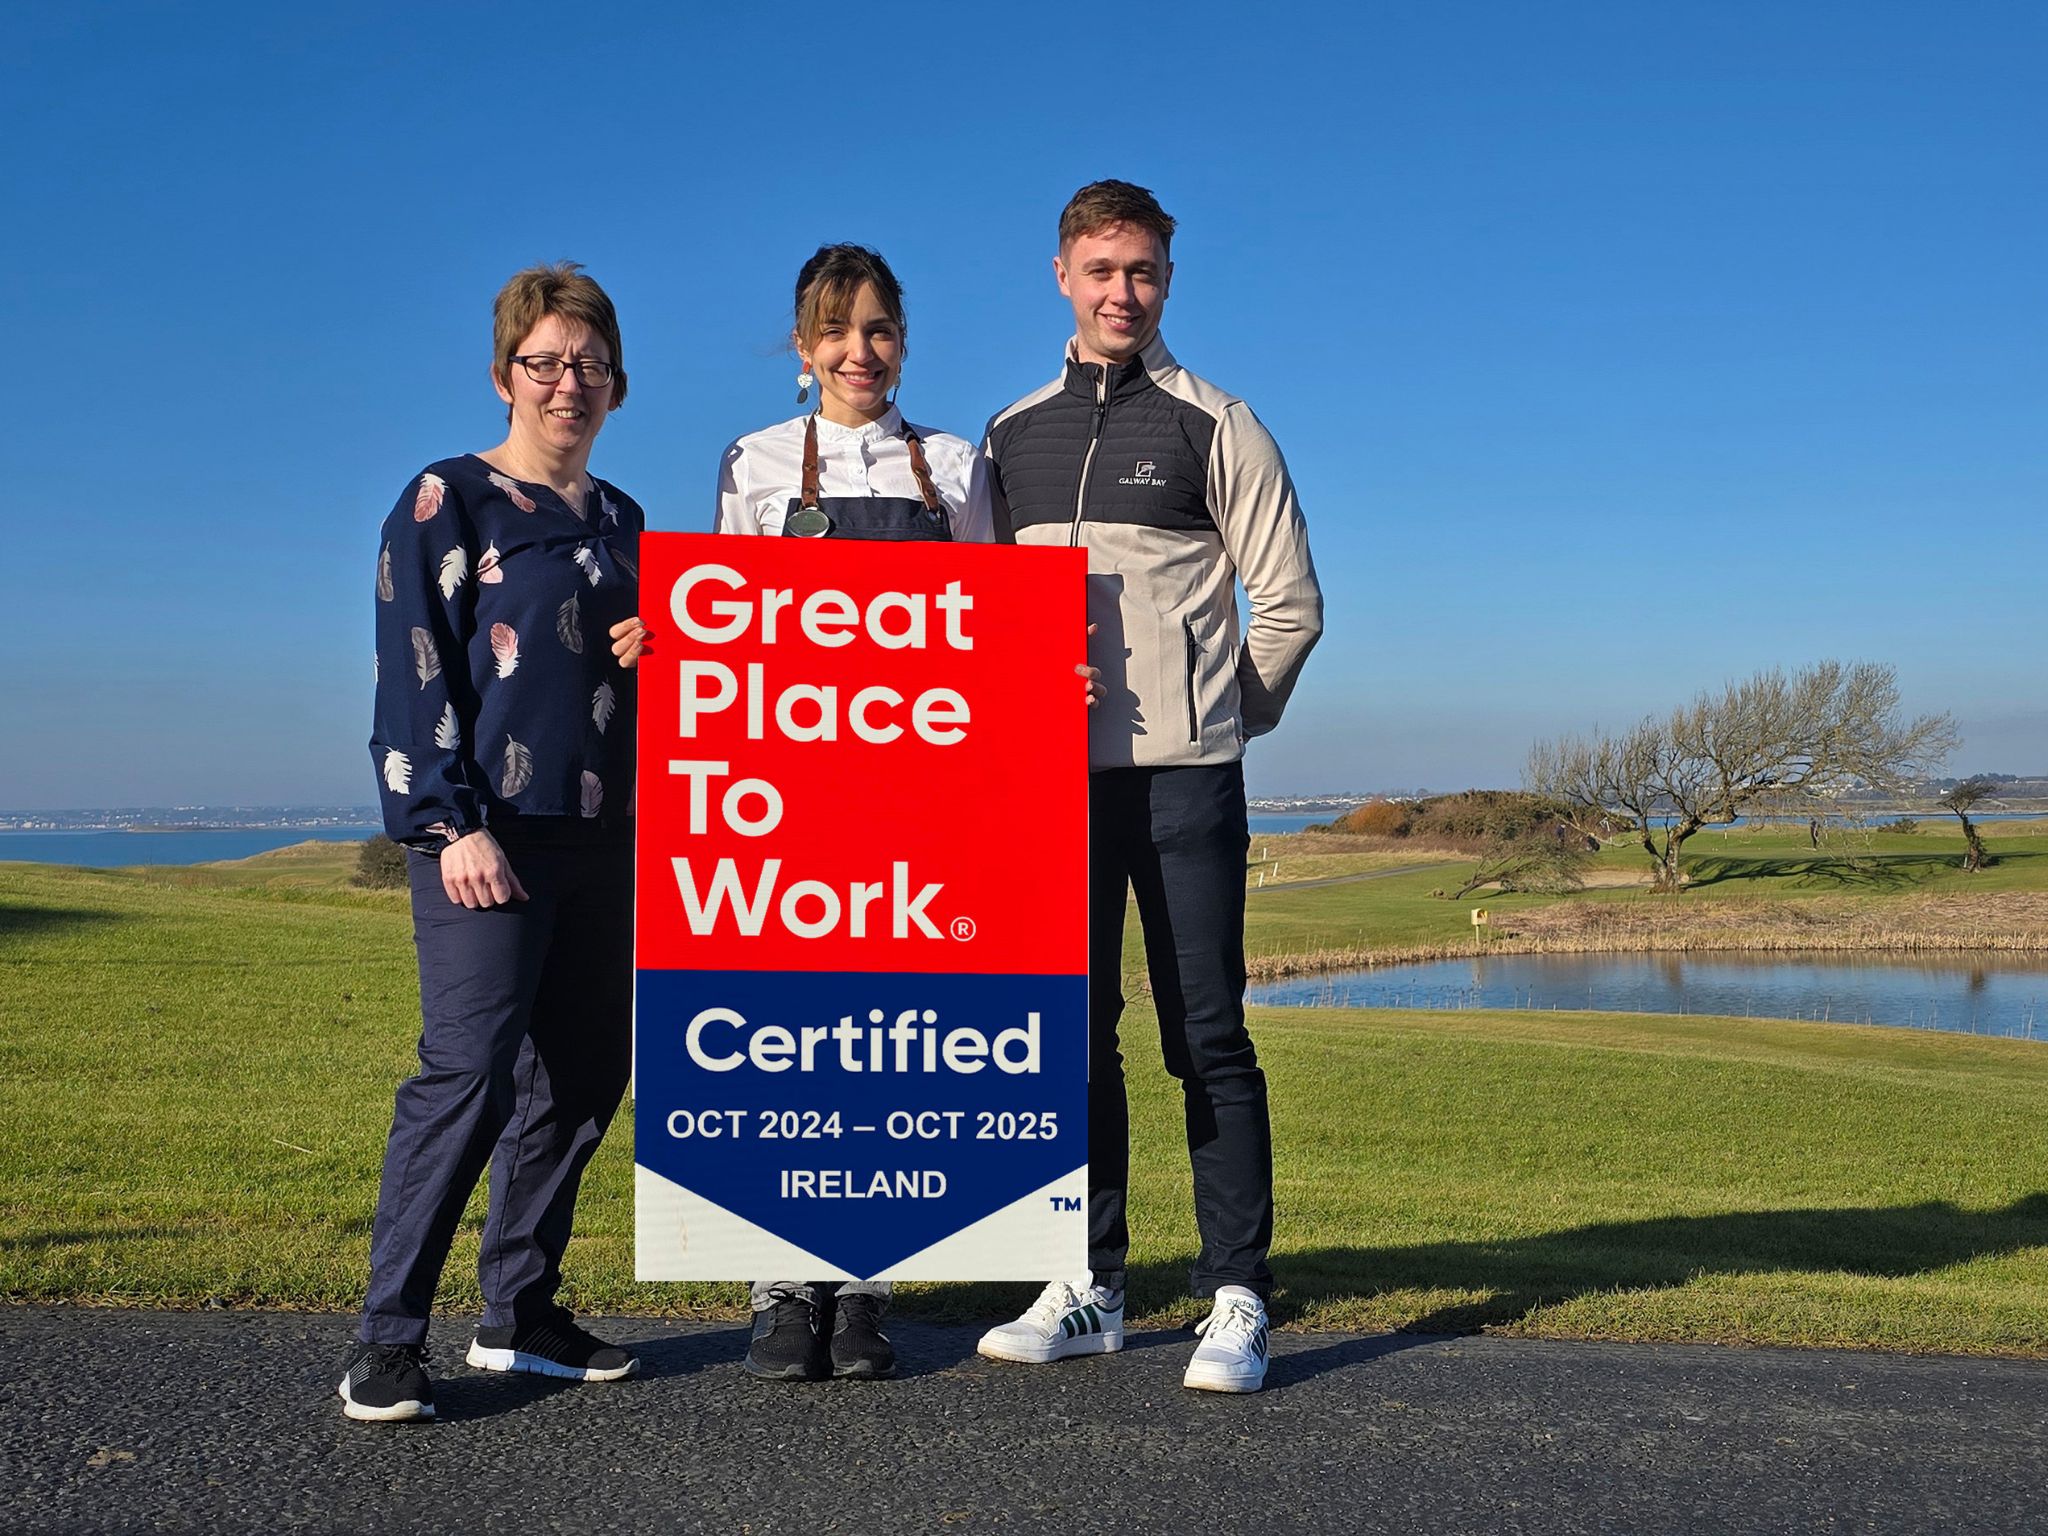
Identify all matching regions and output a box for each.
[440,830,529,909]
[1080,621,1104,709]
[610,616,652,669]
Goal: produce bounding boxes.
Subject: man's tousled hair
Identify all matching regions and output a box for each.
[1059,180,1176,253]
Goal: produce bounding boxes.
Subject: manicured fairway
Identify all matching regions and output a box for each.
[4,852,2044,1352]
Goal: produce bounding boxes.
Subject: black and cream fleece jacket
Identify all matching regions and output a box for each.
[985,334,1323,771]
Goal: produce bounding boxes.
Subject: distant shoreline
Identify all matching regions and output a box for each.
[0,824,379,836]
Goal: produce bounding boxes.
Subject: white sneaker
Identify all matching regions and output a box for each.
[976,1280,1124,1364]
[1183,1290,1269,1392]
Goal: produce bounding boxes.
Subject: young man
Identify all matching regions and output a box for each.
[977,181,1322,1392]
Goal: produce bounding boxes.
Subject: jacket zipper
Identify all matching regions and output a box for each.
[1184,620,1200,743]
[1069,366,1110,547]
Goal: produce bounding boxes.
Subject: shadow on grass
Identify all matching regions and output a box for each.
[1140,1193,2048,1335]
[1682,853,1961,891]
[0,903,123,943]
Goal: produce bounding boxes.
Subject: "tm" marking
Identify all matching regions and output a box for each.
[1048,1195,1082,1211]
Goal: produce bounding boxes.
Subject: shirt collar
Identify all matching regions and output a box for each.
[812,404,905,443]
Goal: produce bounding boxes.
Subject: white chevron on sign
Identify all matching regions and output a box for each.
[632,1162,1086,1283]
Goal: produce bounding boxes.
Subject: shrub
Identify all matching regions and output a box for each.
[353,834,409,889]
[1410,789,1578,845]
[1334,798,1414,837]
[1329,789,1593,852]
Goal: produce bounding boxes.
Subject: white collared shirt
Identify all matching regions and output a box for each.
[714,407,995,541]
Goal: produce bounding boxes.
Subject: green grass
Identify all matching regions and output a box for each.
[4,847,2045,1352]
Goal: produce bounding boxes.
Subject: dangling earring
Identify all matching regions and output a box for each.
[796,360,814,405]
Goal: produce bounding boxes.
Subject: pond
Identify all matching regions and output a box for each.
[1246,950,2048,1040]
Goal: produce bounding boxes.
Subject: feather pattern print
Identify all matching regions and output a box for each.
[500,736,534,797]
[580,770,603,818]
[437,546,468,600]
[490,623,520,677]
[573,545,600,586]
[413,473,447,522]
[433,703,460,751]
[377,543,394,602]
[610,544,638,581]
[592,680,616,733]
[599,490,620,529]
[410,627,441,688]
[477,543,503,584]
[382,749,412,793]
[488,471,537,514]
[556,594,584,654]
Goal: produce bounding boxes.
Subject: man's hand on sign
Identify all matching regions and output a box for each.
[1081,622,1104,708]
[610,616,652,669]
[439,829,530,909]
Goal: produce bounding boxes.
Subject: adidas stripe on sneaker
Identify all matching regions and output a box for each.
[977,1280,1124,1365]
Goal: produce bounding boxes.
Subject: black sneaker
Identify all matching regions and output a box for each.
[830,1293,896,1379]
[745,1285,825,1381]
[465,1308,639,1382]
[337,1341,434,1422]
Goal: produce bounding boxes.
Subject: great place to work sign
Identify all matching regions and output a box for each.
[633,532,1089,1281]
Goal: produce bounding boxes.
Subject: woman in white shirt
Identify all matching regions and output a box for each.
[612,246,1089,1383]
[725,244,989,1383]
[714,244,993,546]
[616,248,975,1383]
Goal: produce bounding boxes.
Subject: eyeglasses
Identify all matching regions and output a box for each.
[507,354,617,387]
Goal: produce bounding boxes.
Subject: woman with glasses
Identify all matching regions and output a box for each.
[342,263,645,1422]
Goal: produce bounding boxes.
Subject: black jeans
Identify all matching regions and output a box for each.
[358,821,633,1345]
[1087,762,1273,1298]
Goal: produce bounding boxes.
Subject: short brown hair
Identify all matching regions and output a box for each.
[792,244,907,352]
[1059,180,1176,254]
[491,262,628,408]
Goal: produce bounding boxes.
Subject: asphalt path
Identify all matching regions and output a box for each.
[4,1307,2041,1534]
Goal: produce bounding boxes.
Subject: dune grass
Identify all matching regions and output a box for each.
[3,847,2045,1352]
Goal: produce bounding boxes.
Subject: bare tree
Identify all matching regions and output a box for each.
[1938,777,1996,872]
[1527,661,1955,891]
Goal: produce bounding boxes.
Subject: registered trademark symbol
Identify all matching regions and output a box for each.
[950,916,976,941]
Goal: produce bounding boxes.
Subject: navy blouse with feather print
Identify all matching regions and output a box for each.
[369,454,642,848]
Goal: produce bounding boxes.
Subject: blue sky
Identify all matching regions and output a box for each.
[3,1,2041,807]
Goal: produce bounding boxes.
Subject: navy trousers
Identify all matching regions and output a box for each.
[358,822,633,1345]
[1087,762,1274,1298]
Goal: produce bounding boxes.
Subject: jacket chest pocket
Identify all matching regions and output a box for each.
[1097,445,1208,529]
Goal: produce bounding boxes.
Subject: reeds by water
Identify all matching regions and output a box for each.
[1244,892,2048,982]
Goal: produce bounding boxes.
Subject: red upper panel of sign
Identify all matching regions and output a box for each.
[634,533,1090,976]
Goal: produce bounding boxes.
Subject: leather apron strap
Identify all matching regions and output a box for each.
[799,413,945,518]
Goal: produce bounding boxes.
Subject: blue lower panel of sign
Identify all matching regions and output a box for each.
[634,969,1088,1280]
